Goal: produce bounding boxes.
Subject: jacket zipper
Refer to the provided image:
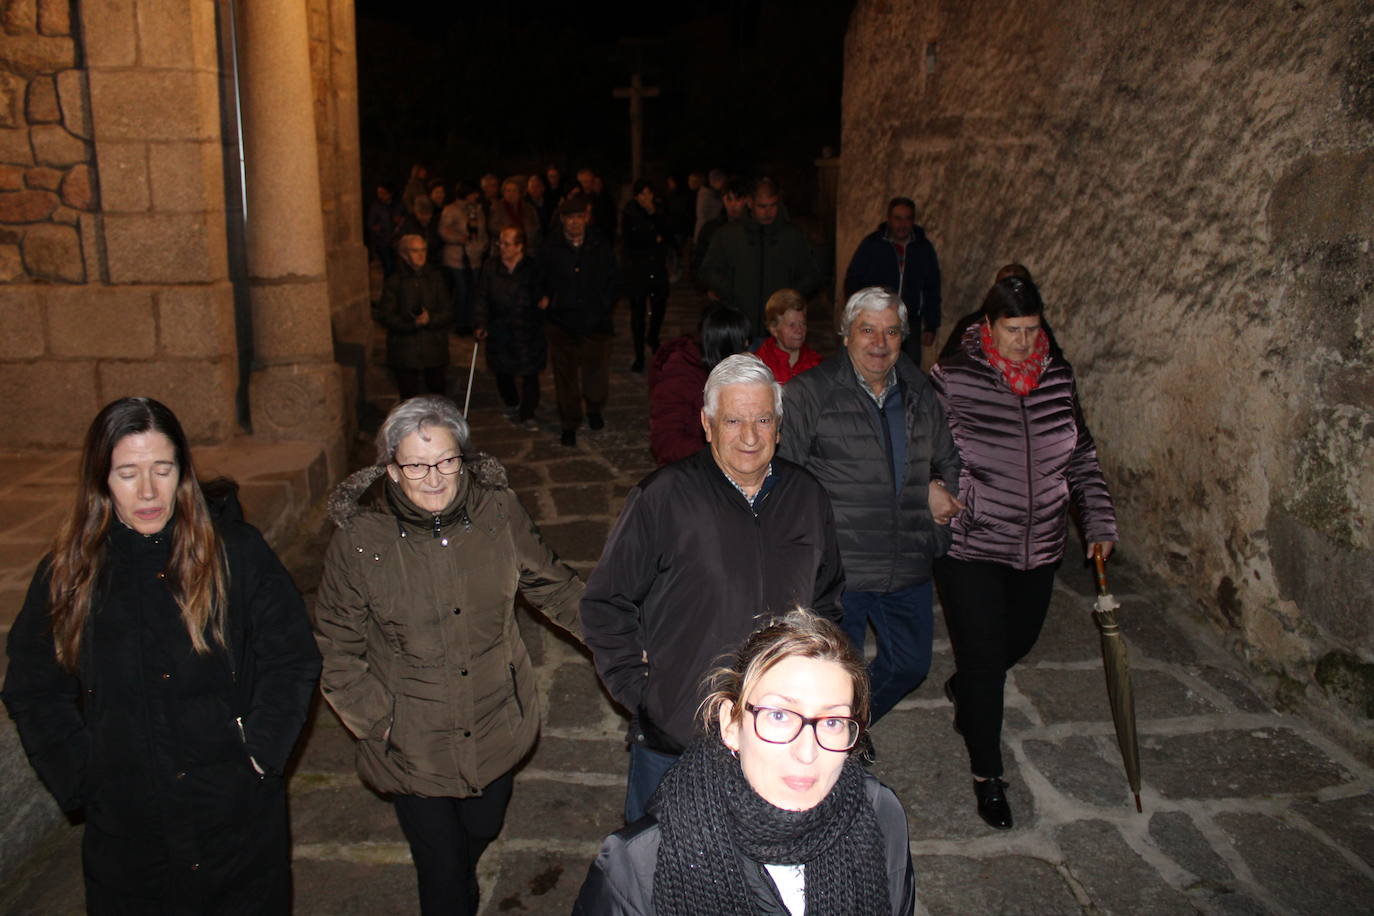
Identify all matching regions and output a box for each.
[1021,398,1033,567]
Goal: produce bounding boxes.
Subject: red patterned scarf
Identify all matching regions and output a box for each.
[980,321,1051,396]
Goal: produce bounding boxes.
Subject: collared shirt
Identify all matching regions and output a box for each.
[853,362,899,408]
[720,462,776,508]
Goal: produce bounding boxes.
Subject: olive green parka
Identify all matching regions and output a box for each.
[314,456,582,797]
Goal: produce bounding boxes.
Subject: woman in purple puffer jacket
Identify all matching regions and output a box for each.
[929,276,1117,831]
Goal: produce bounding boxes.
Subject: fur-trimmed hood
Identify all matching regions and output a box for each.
[326,452,510,528]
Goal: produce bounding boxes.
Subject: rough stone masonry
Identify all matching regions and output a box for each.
[837,0,1374,756]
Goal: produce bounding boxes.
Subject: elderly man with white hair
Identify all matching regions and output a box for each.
[780,287,963,732]
[582,353,845,824]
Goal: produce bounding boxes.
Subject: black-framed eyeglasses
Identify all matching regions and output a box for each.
[396,456,462,479]
[743,703,863,753]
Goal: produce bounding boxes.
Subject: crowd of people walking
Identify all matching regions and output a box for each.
[3,155,1117,914]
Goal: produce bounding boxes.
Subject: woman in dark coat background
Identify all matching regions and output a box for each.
[647,305,751,466]
[2,397,321,914]
[622,178,671,373]
[475,225,547,429]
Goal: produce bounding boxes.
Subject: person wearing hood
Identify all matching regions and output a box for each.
[843,197,942,367]
[3,397,321,913]
[313,395,584,916]
[699,178,823,338]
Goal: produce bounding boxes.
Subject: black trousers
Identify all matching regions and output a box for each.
[935,557,1058,779]
[392,770,516,916]
[628,291,667,362]
[393,366,448,402]
[494,372,540,420]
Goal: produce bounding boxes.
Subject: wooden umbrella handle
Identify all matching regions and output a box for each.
[1093,544,1110,596]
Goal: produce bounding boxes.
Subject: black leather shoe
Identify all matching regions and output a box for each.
[587,412,605,430]
[560,429,576,447]
[974,777,1013,829]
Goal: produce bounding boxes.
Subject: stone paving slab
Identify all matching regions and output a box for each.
[1056,819,1199,915]
[914,854,1083,915]
[1215,811,1374,915]
[486,848,594,915]
[1016,666,1221,725]
[1140,727,1354,799]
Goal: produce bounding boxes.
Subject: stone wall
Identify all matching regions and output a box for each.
[0,0,236,446]
[840,0,1374,749]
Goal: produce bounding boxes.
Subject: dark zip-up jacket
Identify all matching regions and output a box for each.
[542,231,620,336]
[3,504,320,912]
[780,351,961,592]
[573,770,917,914]
[699,217,823,336]
[930,328,1117,569]
[580,449,845,753]
[374,260,454,369]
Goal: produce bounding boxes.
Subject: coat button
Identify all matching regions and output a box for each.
[190,863,200,871]
[459,668,468,676]
[176,771,186,780]
[155,572,166,580]
[463,729,471,737]
[161,673,171,680]
[452,607,461,615]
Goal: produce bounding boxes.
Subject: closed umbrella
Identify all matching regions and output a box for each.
[1092,545,1143,813]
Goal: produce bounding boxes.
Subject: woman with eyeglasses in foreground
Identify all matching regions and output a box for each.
[574,609,916,915]
[314,395,584,915]
[3,397,321,913]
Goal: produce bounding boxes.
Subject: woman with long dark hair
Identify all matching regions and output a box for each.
[931,276,1117,829]
[574,610,915,914]
[647,306,751,466]
[3,397,321,913]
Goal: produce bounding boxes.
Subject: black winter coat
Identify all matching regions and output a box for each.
[474,255,547,376]
[2,513,321,913]
[779,351,961,593]
[374,261,454,370]
[580,450,845,753]
[542,232,620,336]
[620,200,669,302]
[573,771,916,914]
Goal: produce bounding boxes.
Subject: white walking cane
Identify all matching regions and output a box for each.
[462,339,479,418]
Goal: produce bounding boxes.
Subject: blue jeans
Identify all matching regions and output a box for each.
[841,581,934,723]
[624,743,680,825]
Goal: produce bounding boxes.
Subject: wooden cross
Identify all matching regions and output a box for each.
[612,73,660,181]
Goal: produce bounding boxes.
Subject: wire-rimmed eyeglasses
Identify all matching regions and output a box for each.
[742,703,863,752]
[396,456,462,480]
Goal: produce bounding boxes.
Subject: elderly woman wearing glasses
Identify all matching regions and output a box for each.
[574,610,915,915]
[314,395,584,915]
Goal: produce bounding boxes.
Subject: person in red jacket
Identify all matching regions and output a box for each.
[648,307,751,466]
[755,288,823,385]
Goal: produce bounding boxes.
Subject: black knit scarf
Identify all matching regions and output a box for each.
[650,738,889,915]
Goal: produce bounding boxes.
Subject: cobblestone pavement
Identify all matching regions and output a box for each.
[3,286,1372,915]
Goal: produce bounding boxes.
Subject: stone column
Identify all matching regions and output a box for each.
[236,0,344,461]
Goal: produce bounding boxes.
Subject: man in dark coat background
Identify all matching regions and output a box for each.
[374,232,454,400]
[542,197,620,447]
[698,178,822,337]
[843,196,942,368]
